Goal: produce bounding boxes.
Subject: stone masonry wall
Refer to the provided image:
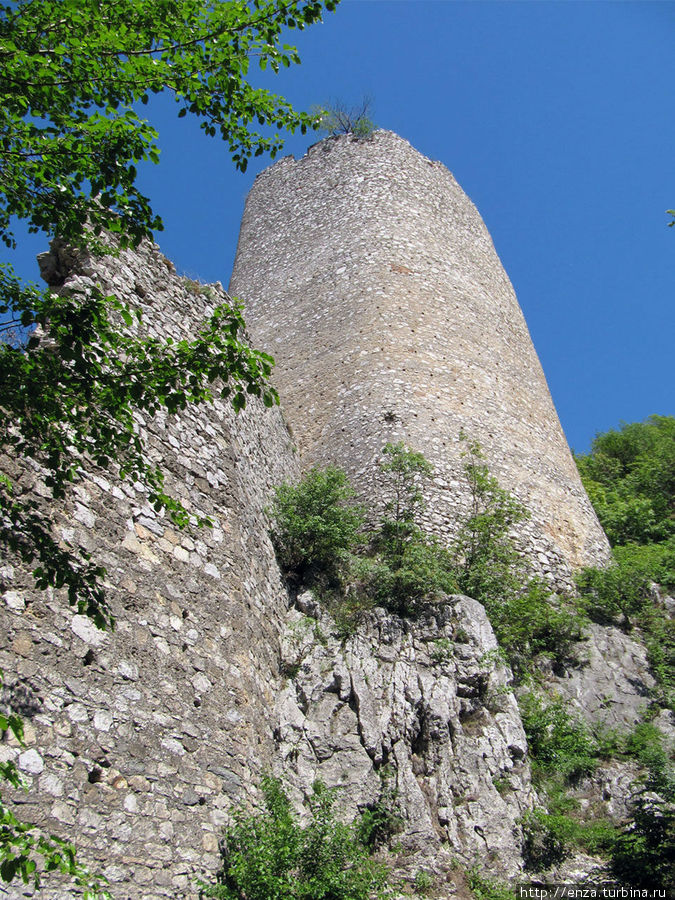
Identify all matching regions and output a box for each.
[0,135,629,898]
[0,240,300,898]
[229,131,611,587]
[0,239,539,897]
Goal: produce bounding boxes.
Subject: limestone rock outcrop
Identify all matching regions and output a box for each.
[275,593,534,877]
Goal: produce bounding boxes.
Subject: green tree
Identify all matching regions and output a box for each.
[452,437,528,607]
[0,0,337,889]
[1,0,337,253]
[202,776,389,900]
[575,558,652,629]
[270,466,364,589]
[575,416,675,705]
[575,416,675,546]
[611,786,675,892]
[372,443,455,615]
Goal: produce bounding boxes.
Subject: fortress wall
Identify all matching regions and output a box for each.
[0,241,299,898]
[0,238,536,895]
[229,131,611,584]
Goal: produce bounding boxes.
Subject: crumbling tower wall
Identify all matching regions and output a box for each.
[229,131,611,583]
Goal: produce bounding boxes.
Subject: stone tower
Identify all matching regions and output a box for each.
[230,131,610,583]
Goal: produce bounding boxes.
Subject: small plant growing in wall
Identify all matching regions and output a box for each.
[413,868,435,895]
[467,867,515,900]
[356,766,404,850]
[316,98,376,138]
[377,442,433,566]
[430,637,453,664]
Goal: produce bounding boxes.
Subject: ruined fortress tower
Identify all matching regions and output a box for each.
[2,132,658,899]
[230,130,611,582]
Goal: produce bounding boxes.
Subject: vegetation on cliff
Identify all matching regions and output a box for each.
[203,775,390,900]
[575,416,675,707]
[576,416,675,551]
[511,417,675,888]
[270,440,583,680]
[271,429,675,891]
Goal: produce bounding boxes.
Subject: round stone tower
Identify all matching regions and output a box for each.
[229,131,610,583]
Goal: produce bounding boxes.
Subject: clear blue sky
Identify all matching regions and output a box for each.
[8,1,675,453]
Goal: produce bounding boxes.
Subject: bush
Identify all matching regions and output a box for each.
[611,789,675,892]
[486,579,586,680]
[575,558,652,628]
[365,531,457,617]
[608,719,675,890]
[614,537,675,593]
[522,808,617,871]
[640,607,675,710]
[376,442,434,563]
[363,443,456,616]
[203,776,389,900]
[270,467,364,589]
[413,869,434,895]
[467,868,515,900]
[520,713,675,880]
[269,450,457,621]
[452,439,584,680]
[624,721,672,789]
[521,808,578,869]
[519,692,599,783]
[575,416,675,546]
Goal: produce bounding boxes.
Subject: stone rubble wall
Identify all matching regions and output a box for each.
[0,238,538,897]
[229,131,612,590]
[0,240,301,898]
